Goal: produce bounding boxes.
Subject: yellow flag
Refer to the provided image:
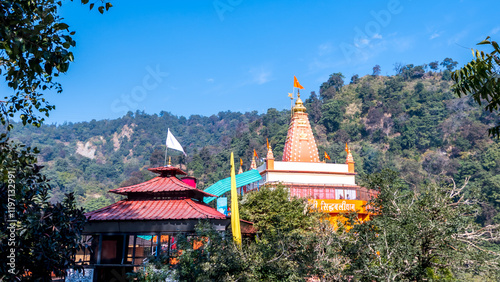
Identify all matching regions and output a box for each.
[288,92,293,99]
[293,76,304,89]
[230,152,242,246]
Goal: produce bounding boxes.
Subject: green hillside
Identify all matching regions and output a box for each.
[10,67,500,224]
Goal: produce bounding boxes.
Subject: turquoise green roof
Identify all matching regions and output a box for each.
[203,169,262,203]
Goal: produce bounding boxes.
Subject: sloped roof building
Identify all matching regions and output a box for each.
[77,166,246,281]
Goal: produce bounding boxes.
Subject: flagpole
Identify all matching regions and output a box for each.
[164,145,168,166]
[164,128,169,166]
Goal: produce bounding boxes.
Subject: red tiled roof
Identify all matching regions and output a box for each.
[109,175,215,197]
[86,199,226,221]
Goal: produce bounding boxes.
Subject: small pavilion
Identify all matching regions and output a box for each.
[76,166,251,281]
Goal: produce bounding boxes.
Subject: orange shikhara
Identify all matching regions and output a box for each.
[282,93,319,162]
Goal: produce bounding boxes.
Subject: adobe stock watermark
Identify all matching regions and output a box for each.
[111,65,168,114]
[213,0,243,22]
[6,170,17,275]
[340,0,406,62]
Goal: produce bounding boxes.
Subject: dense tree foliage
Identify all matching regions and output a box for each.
[239,185,323,234]
[0,0,109,280]
[0,0,111,128]
[158,188,346,281]
[452,36,500,137]
[347,170,500,280]
[136,173,499,281]
[320,72,345,100]
[0,141,86,281]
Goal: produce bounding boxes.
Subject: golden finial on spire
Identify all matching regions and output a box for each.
[168,156,172,166]
[293,91,307,113]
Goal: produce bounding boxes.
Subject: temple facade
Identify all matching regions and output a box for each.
[246,93,376,224]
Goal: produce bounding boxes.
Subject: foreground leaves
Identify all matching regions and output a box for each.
[452,36,500,137]
[0,140,87,281]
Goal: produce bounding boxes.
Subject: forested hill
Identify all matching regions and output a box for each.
[9,67,500,224]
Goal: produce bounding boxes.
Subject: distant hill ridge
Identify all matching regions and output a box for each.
[10,71,500,225]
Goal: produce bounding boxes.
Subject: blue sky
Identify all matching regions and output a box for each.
[10,0,500,123]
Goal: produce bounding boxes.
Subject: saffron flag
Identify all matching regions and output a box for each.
[166,128,186,156]
[230,152,242,246]
[266,138,269,150]
[253,149,258,158]
[345,143,349,153]
[293,76,304,89]
[324,151,331,160]
[240,158,243,167]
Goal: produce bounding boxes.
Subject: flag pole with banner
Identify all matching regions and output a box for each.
[165,128,186,166]
[291,76,305,117]
[230,152,242,246]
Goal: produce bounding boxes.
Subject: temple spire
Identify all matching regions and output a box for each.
[266,143,275,170]
[238,158,243,174]
[250,156,257,170]
[346,143,355,173]
[282,89,319,162]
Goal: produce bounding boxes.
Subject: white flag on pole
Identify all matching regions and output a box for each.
[166,128,186,156]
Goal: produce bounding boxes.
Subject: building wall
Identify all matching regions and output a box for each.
[272,161,349,173]
[265,172,355,185]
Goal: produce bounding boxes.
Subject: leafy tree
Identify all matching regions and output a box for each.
[83,195,112,212]
[149,148,165,167]
[442,69,452,81]
[346,170,500,281]
[452,36,500,137]
[393,62,404,74]
[319,72,344,100]
[0,0,111,128]
[304,91,322,123]
[429,60,439,71]
[350,74,359,84]
[0,0,110,280]
[0,141,87,281]
[399,64,425,80]
[372,64,381,76]
[319,100,345,134]
[441,57,459,71]
[240,185,322,234]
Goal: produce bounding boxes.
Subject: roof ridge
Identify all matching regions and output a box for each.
[110,176,161,192]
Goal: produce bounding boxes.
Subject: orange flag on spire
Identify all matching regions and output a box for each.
[293,76,304,89]
[253,149,258,158]
[324,151,331,160]
[266,138,269,150]
[345,143,349,153]
[240,158,243,166]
